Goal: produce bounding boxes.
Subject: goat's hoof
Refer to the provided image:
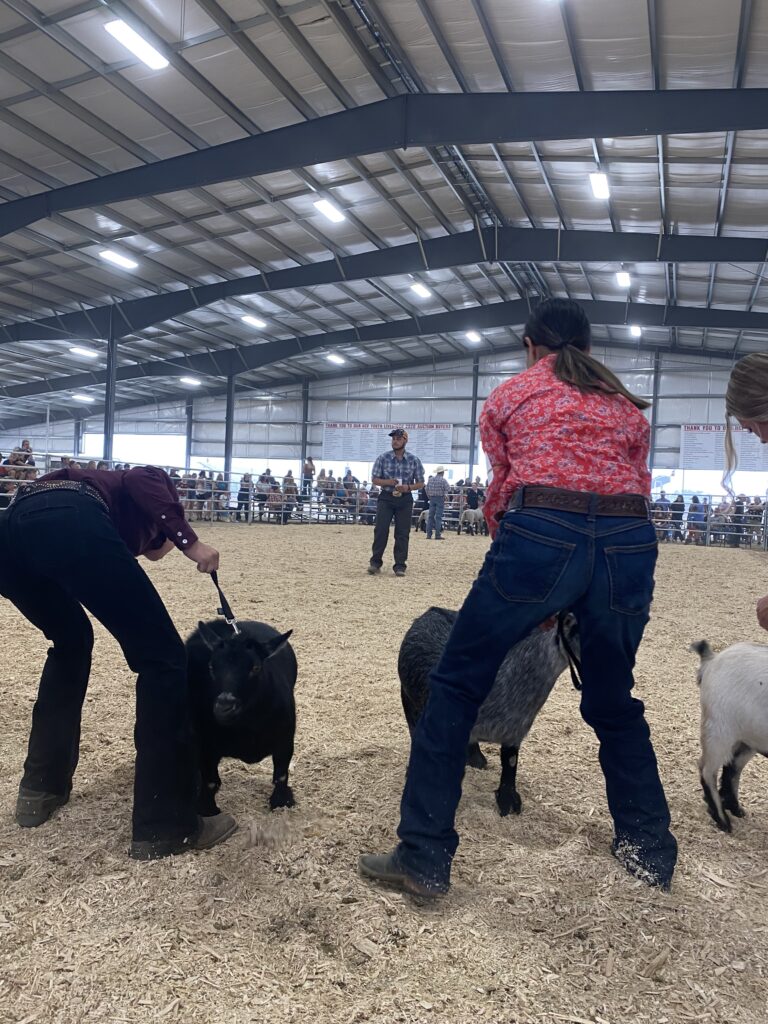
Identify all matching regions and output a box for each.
[466,750,488,771]
[711,811,732,833]
[269,787,295,810]
[495,790,522,817]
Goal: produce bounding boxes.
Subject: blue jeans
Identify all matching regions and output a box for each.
[395,504,677,890]
[426,497,445,538]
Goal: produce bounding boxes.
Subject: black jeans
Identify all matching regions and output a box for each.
[370,494,413,571]
[0,491,198,843]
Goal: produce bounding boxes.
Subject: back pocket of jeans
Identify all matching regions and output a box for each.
[489,521,576,603]
[604,542,658,615]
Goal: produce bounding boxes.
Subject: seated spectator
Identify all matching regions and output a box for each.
[267,483,285,522]
[651,503,671,543]
[13,439,35,466]
[96,461,108,471]
[85,460,97,471]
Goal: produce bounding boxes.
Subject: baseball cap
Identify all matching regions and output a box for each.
[388,427,407,438]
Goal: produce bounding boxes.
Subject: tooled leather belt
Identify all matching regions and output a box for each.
[9,479,109,513]
[509,486,649,519]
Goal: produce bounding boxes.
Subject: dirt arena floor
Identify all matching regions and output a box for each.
[1,523,767,1024]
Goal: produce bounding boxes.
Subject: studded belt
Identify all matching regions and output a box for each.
[10,480,109,513]
[509,486,649,519]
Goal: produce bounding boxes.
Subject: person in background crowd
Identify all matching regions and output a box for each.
[360,485,379,526]
[367,428,425,578]
[214,473,229,521]
[194,470,212,521]
[96,461,108,471]
[302,457,315,497]
[13,440,35,466]
[747,496,764,543]
[256,468,273,521]
[235,473,252,522]
[0,463,234,860]
[360,297,677,896]
[169,468,181,487]
[669,495,685,542]
[85,461,97,471]
[685,495,706,545]
[282,471,298,523]
[655,490,670,511]
[113,463,123,472]
[316,469,327,496]
[425,466,450,540]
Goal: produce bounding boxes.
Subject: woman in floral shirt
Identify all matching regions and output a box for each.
[361,298,677,897]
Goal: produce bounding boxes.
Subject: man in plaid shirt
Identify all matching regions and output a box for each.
[368,428,425,577]
[425,466,450,540]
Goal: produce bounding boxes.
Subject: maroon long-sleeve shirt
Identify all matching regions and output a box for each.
[39,466,199,556]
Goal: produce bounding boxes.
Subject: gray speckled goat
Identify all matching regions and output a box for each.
[399,607,579,815]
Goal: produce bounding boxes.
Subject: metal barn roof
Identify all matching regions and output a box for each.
[0,0,767,429]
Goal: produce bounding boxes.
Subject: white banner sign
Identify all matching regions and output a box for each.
[680,423,768,471]
[322,422,452,464]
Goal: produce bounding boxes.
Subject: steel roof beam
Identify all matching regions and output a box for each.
[4,225,766,343]
[0,325,756,434]
[4,298,768,401]
[4,89,768,239]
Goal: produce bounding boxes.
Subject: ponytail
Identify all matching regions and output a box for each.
[553,345,650,411]
[524,298,650,411]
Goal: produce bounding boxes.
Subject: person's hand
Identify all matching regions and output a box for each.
[184,540,220,573]
[757,594,768,631]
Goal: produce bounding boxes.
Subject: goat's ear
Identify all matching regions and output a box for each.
[196,620,221,650]
[262,630,293,660]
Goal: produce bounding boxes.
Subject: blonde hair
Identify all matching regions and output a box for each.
[723,353,768,493]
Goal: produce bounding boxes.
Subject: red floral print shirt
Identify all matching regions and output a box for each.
[480,355,651,537]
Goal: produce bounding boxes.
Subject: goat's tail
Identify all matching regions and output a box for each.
[689,640,714,671]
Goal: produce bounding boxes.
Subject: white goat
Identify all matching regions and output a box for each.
[691,640,768,832]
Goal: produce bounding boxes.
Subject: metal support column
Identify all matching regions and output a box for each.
[467,355,480,481]
[223,374,236,486]
[185,396,194,468]
[648,350,661,473]
[299,381,310,518]
[299,380,310,470]
[103,305,117,463]
[74,416,83,458]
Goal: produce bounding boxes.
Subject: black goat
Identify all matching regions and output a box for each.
[186,619,297,816]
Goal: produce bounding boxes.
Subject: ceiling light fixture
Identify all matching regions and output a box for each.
[72,393,95,403]
[99,249,138,270]
[241,315,267,329]
[589,172,610,199]
[69,346,99,358]
[411,282,431,299]
[313,198,346,223]
[630,325,642,338]
[104,20,169,70]
[180,376,202,386]
[466,331,482,343]
[326,354,346,365]
[616,271,631,288]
